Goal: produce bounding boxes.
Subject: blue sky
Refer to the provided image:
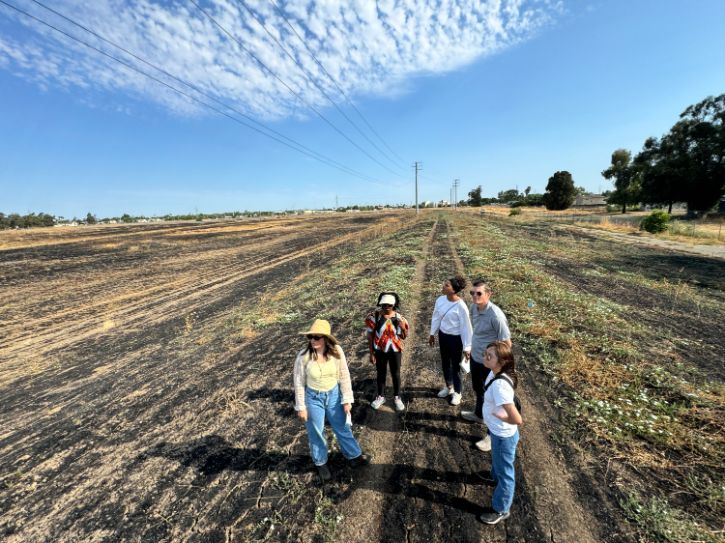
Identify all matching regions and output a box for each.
[1,0,724,217]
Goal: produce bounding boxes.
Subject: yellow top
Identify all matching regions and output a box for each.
[305,356,338,392]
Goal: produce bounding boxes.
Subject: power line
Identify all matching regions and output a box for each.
[268,0,406,166]
[237,0,406,174]
[3,0,382,184]
[189,0,406,180]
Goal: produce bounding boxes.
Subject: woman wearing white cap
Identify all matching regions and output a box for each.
[365,292,409,411]
[293,319,371,482]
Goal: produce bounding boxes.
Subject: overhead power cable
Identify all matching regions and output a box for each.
[269,0,407,165]
[2,0,382,184]
[189,0,406,180]
[237,0,406,173]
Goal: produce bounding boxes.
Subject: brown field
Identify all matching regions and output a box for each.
[1,211,722,543]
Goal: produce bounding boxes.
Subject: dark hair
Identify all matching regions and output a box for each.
[448,274,467,293]
[486,340,518,387]
[305,336,340,360]
[472,279,492,294]
[376,291,401,310]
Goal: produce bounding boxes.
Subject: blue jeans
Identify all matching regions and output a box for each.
[490,430,519,514]
[304,385,363,466]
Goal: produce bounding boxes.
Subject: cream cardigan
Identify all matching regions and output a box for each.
[293,346,355,411]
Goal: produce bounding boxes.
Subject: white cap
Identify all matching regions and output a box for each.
[379,294,396,306]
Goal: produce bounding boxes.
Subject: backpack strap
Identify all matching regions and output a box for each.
[484,372,515,393]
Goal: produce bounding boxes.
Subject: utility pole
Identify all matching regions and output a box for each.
[335,195,338,209]
[453,179,460,210]
[413,161,421,214]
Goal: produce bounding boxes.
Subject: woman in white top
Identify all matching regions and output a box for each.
[428,274,473,406]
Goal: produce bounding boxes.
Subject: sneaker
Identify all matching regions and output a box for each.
[479,510,510,525]
[317,464,332,482]
[437,386,453,398]
[371,396,385,410]
[475,435,492,452]
[349,453,371,468]
[394,396,405,411]
[461,410,483,423]
[450,392,462,406]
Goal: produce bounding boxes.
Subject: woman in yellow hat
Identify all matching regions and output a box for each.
[293,319,371,481]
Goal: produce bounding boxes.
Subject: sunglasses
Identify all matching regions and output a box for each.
[470,290,485,296]
[307,335,324,341]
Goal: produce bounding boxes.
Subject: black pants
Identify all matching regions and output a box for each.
[470,357,491,418]
[375,349,402,396]
[438,331,463,393]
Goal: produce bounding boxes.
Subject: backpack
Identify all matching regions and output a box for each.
[483,373,522,414]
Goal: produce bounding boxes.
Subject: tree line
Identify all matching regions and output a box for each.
[603,94,723,215]
[467,94,724,214]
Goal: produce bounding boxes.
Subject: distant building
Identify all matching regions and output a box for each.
[573,194,607,207]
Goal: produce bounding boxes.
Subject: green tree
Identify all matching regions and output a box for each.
[543,171,576,210]
[86,212,97,225]
[497,188,521,203]
[602,148,639,213]
[467,185,483,206]
[120,213,133,223]
[634,94,724,215]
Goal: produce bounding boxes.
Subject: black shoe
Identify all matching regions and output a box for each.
[317,464,332,482]
[349,453,371,468]
[479,510,510,524]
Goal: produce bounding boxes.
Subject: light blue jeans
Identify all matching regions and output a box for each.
[304,385,362,466]
[490,430,520,514]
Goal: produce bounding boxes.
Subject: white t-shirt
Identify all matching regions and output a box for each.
[483,372,518,438]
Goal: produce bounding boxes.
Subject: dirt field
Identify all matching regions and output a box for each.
[1,211,722,542]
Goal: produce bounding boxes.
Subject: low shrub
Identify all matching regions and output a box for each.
[640,210,670,233]
[509,208,522,216]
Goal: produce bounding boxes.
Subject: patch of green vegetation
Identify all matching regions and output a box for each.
[448,212,724,538]
[619,490,720,543]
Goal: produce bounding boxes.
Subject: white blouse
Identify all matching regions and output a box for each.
[429,295,472,351]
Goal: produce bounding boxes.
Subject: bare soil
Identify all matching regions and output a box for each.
[2,212,715,542]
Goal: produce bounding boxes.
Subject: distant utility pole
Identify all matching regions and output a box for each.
[335,195,338,209]
[413,161,421,214]
[453,179,460,210]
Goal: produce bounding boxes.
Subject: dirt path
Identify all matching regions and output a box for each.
[338,218,603,542]
[560,224,725,260]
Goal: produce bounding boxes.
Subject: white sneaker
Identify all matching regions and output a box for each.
[437,386,453,398]
[371,396,385,410]
[450,392,462,406]
[394,396,405,411]
[475,435,492,452]
[461,410,483,423]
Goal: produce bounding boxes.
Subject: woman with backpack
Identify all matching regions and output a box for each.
[366,292,409,412]
[293,319,371,482]
[428,274,473,406]
[479,340,523,525]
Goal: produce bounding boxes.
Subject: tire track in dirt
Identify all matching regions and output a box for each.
[335,218,439,542]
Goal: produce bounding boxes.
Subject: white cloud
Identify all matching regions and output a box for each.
[0,0,562,119]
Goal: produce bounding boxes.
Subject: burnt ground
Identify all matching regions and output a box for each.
[1,212,702,542]
[502,221,725,381]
